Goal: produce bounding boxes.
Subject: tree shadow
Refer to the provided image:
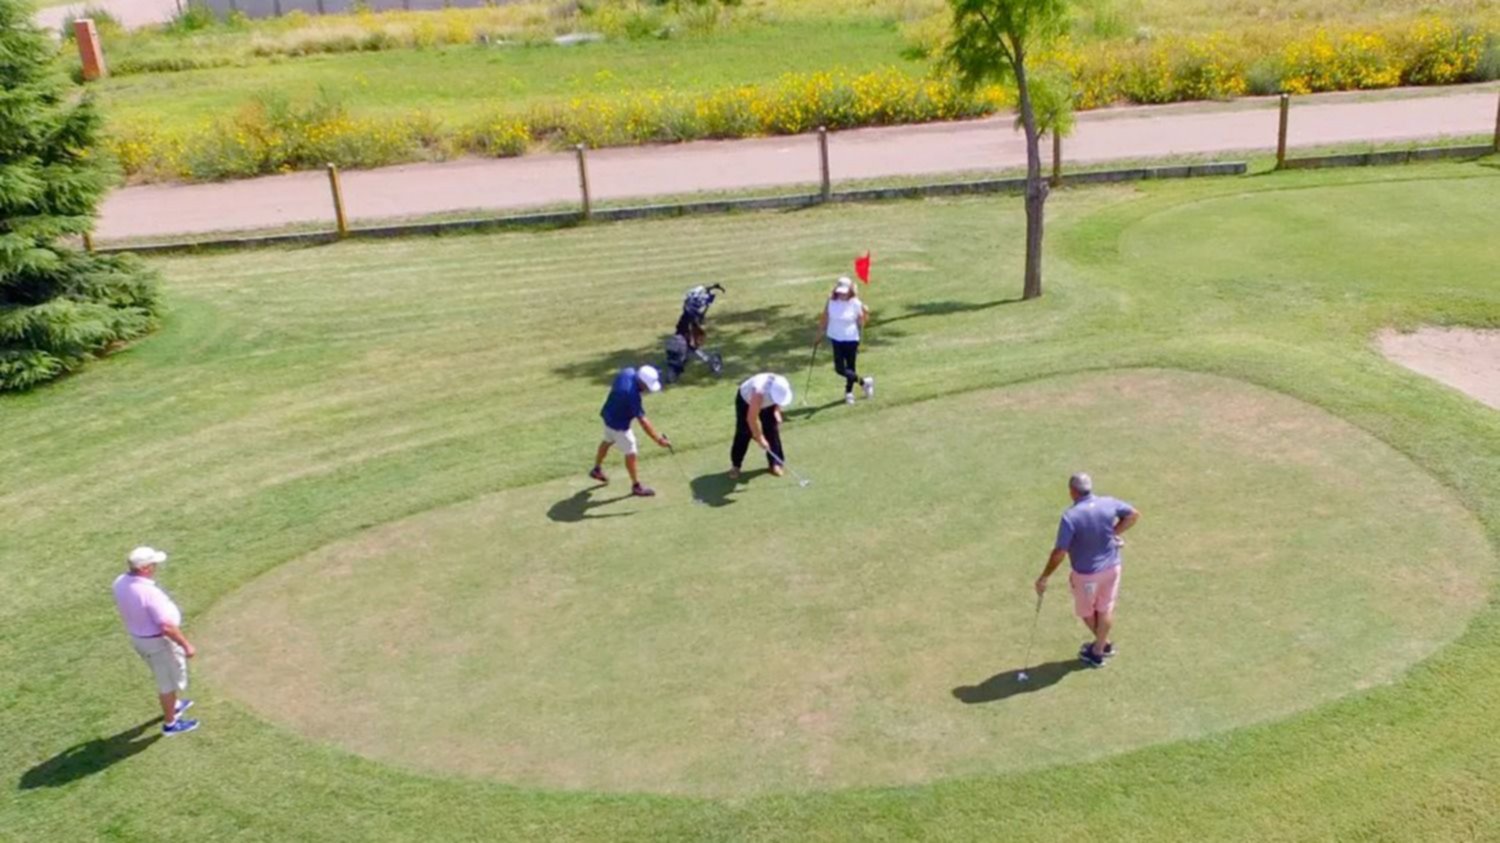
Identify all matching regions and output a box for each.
[875,298,1024,328]
[19,718,162,790]
[546,487,635,523]
[689,468,772,507]
[951,659,1087,704]
[552,304,906,389]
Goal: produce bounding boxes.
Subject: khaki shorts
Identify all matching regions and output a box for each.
[131,636,188,695]
[601,424,638,456]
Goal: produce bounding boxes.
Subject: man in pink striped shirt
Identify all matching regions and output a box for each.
[112,546,199,735]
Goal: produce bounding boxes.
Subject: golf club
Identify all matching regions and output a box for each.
[803,343,819,405]
[1017,591,1044,683]
[666,443,705,505]
[765,448,811,488]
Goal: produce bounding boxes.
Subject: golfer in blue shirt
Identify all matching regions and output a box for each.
[1035,473,1140,668]
[591,365,670,497]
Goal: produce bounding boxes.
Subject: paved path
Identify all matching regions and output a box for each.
[97,86,1500,242]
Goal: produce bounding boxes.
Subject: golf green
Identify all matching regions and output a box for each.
[201,369,1490,796]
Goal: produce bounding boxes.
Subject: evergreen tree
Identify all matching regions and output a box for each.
[0,0,160,392]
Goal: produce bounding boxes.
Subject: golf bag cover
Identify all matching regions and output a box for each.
[662,335,690,384]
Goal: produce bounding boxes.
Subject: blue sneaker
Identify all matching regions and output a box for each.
[175,699,194,717]
[1081,641,1115,660]
[162,718,200,736]
[1078,646,1106,669]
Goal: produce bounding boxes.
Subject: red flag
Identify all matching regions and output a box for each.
[854,251,872,284]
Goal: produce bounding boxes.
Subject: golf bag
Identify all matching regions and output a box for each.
[662,284,725,383]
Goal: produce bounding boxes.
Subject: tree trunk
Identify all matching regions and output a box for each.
[1012,51,1048,300]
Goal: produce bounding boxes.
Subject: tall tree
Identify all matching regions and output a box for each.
[945,0,1069,300]
[0,0,160,392]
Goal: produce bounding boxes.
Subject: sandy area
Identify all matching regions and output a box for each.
[1379,328,1500,411]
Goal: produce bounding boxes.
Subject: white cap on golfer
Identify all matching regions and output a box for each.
[835,277,854,294]
[637,365,663,393]
[768,375,794,408]
[128,546,168,569]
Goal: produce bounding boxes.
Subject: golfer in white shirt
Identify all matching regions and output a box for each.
[815,277,873,405]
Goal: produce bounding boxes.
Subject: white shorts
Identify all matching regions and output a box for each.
[131,636,188,695]
[602,425,638,456]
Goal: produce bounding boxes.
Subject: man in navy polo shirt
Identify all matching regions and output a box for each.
[1035,472,1140,668]
[591,365,671,497]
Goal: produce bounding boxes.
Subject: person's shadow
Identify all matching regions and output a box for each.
[689,469,772,507]
[784,398,846,422]
[19,718,162,790]
[546,487,635,523]
[951,659,1087,704]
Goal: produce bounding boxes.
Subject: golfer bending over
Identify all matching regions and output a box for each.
[591,364,670,497]
[816,277,874,405]
[112,547,200,735]
[1035,473,1140,668]
[730,372,793,479]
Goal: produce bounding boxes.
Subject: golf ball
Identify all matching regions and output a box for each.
[1017,672,1029,683]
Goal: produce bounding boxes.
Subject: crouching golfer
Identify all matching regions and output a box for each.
[112,547,200,735]
[730,372,793,479]
[816,277,873,405]
[1034,473,1140,668]
[592,364,670,497]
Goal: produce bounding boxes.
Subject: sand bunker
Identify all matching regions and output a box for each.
[1380,328,1500,412]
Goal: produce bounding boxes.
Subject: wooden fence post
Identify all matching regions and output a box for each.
[817,126,831,201]
[325,163,348,238]
[1276,93,1290,169]
[1493,90,1500,153]
[73,19,108,81]
[1050,131,1062,187]
[82,232,94,253]
[575,144,592,220]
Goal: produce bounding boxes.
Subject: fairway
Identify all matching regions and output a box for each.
[205,370,1488,795]
[5,162,1500,839]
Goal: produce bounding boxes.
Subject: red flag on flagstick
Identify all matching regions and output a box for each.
[854,251,872,284]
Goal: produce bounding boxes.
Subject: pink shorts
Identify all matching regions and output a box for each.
[1069,566,1121,619]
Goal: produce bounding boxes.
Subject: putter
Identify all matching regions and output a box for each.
[802,343,819,405]
[765,448,811,488]
[667,444,705,505]
[1017,591,1044,683]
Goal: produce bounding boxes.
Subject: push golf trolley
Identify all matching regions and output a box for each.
[662,283,725,384]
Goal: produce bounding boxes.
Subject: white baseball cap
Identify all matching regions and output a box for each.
[637,365,663,393]
[835,276,854,293]
[768,375,794,408]
[128,546,168,569]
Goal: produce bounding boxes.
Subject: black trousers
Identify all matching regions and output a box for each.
[830,339,861,393]
[731,393,784,469]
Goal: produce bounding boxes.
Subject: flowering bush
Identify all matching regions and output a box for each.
[1046,18,1497,107]
[109,70,1005,182]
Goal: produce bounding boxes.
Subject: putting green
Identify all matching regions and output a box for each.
[201,369,1491,796]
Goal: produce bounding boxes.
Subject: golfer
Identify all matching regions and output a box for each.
[1034,473,1140,668]
[815,277,874,405]
[729,372,793,479]
[111,546,200,735]
[591,364,670,497]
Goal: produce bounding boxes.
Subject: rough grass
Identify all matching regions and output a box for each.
[89,20,916,131]
[2,162,1499,839]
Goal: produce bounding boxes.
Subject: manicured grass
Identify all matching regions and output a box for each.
[204,370,1488,796]
[3,163,1499,839]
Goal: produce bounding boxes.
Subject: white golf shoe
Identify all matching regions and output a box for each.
[862,377,875,399]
